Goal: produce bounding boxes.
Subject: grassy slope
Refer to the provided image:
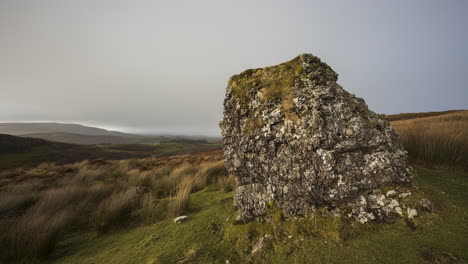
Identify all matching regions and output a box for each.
[387,110,466,122]
[52,188,239,264]
[0,141,220,171]
[52,168,467,264]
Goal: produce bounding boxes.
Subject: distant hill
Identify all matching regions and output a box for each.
[386,110,466,122]
[0,134,221,171]
[0,123,221,145]
[21,132,158,145]
[0,133,52,154]
[0,123,132,137]
[0,134,147,170]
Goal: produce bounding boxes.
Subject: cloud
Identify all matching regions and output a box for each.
[1,0,467,136]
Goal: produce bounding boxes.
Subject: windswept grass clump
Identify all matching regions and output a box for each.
[2,209,74,261]
[0,150,231,262]
[168,178,193,217]
[217,174,236,192]
[391,111,468,168]
[93,189,139,234]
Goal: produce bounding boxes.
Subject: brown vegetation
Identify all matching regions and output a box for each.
[0,150,231,262]
[386,110,464,122]
[391,110,468,168]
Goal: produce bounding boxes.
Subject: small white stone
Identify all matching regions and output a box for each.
[386,190,397,197]
[173,215,188,224]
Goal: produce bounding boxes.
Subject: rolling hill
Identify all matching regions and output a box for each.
[20,132,158,145]
[0,134,150,170]
[0,134,220,171]
[0,122,132,137]
[0,123,221,145]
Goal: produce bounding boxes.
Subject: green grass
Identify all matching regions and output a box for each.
[51,168,467,264]
[52,188,239,264]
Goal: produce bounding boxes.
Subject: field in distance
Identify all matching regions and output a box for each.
[0,133,220,171]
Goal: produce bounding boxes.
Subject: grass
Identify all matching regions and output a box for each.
[0,111,466,263]
[92,189,139,234]
[391,111,468,168]
[53,188,239,264]
[0,162,466,263]
[387,110,464,122]
[0,150,230,263]
[50,167,467,264]
[168,178,193,217]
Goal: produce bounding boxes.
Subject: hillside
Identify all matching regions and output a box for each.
[386,110,466,122]
[0,134,149,171]
[0,134,220,171]
[0,133,51,154]
[390,110,467,168]
[0,123,220,145]
[0,123,132,137]
[21,132,159,145]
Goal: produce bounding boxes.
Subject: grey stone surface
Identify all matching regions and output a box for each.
[220,54,412,222]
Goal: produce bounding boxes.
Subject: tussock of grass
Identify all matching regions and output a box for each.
[1,208,75,261]
[391,111,468,167]
[0,193,37,217]
[93,189,139,234]
[216,174,236,192]
[168,178,193,217]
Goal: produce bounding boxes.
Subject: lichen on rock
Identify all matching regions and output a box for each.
[220,54,414,222]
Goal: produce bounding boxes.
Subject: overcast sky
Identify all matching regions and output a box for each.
[0,0,467,136]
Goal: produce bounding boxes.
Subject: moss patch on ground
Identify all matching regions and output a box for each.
[52,168,468,264]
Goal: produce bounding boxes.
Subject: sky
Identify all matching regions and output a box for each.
[0,0,467,136]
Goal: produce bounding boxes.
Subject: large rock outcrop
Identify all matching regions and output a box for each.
[220,54,412,222]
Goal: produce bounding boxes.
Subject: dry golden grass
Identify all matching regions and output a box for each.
[391,111,468,167]
[217,174,236,192]
[2,209,74,261]
[0,150,231,262]
[168,177,194,217]
[93,188,139,234]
